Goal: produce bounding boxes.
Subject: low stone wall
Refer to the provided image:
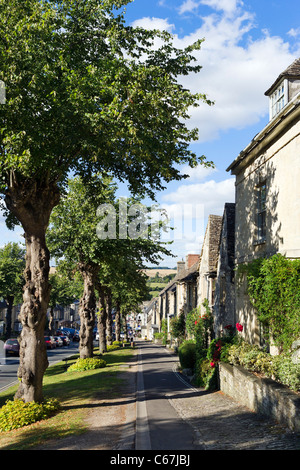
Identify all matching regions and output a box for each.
[219,362,300,432]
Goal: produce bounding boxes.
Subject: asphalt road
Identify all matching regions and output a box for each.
[0,341,79,393]
[136,341,204,451]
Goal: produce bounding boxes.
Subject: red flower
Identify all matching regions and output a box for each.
[210,362,216,368]
[236,323,243,332]
[195,320,197,325]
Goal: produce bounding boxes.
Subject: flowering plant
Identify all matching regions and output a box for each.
[236,323,243,332]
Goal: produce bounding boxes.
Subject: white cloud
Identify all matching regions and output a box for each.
[180,164,217,181]
[178,0,200,15]
[200,0,242,15]
[288,27,300,38]
[156,177,234,258]
[132,6,300,143]
[130,16,175,33]
[162,178,235,213]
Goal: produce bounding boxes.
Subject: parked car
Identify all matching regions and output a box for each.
[44,336,56,349]
[54,336,63,347]
[60,335,70,346]
[72,332,80,342]
[4,338,20,357]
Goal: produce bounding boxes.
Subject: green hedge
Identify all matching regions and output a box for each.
[226,342,300,392]
[67,357,107,372]
[0,398,60,432]
[178,340,196,370]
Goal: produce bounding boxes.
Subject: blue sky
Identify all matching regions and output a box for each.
[1,0,300,267]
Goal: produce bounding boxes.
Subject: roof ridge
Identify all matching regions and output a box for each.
[265,57,300,96]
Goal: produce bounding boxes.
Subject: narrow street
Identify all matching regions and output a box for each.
[135,341,300,451]
[136,341,204,450]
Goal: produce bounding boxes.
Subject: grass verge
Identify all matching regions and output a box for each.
[0,346,135,450]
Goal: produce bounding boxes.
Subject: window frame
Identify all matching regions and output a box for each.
[269,79,288,120]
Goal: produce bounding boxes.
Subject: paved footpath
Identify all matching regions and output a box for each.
[152,345,300,451]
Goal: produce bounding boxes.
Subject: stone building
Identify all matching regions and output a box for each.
[156,256,199,337]
[197,214,223,315]
[227,57,300,346]
[213,203,236,338]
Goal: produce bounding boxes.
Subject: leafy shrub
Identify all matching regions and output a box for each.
[193,358,218,390]
[107,344,119,351]
[272,355,300,392]
[67,357,106,372]
[0,398,60,432]
[154,332,163,339]
[178,340,196,370]
[112,341,122,347]
[244,254,300,352]
[170,310,185,343]
[226,341,300,392]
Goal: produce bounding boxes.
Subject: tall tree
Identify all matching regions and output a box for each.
[48,268,83,333]
[48,175,173,357]
[48,175,117,359]
[0,243,25,338]
[0,0,213,402]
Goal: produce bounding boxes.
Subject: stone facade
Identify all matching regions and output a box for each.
[219,362,300,432]
[227,58,300,346]
[198,214,223,315]
[213,203,236,338]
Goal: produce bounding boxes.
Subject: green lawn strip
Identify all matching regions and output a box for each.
[0,347,134,450]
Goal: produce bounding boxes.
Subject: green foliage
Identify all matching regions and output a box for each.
[244,254,300,352]
[67,357,107,372]
[170,310,185,343]
[186,300,214,348]
[225,341,300,392]
[107,344,119,351]
[185,300,216,389]
[178,340,196,370]
[0,242,25,303]
[0,398,60,432]
[161,319,168,345]
[0,0,213,200]
[154,332,164,339]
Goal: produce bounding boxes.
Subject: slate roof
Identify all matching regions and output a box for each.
[265,57,300,96]
[159,260,199,296]
[200,214,223,273]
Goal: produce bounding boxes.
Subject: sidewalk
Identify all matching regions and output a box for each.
[164,347,299,451]
[36,343,299,451]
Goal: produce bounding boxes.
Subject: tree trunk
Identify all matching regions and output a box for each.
[115,301,121,342]
[96,285,107,354]
[78,262,99,359]
[106,290,113,346]
[5,176,60,403]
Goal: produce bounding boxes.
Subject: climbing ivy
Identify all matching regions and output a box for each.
[240,254,300,352]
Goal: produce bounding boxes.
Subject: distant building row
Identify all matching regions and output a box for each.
[144,58,300,348]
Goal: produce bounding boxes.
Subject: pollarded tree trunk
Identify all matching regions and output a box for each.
[115,301,121,342]
[96,284,107,354]
[5,176,60,403]
[78,262,99,359]
[106,289,113,346]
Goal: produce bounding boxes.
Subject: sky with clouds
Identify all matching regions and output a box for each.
[1,0,300,267]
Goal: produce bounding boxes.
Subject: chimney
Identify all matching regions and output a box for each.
[185,254,200,269]
[177,261,185,273]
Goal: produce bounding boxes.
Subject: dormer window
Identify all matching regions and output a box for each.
[269,79,288,120]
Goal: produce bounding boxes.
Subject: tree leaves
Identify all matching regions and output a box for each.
[0,0,213,198]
